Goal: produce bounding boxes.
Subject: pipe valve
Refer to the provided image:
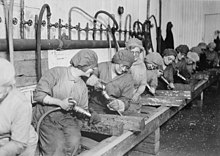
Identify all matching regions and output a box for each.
[12,18,18,25]
[49,22,59,28]
[22,19,33,26]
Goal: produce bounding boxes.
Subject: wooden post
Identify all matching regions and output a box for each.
[127,128,160,156]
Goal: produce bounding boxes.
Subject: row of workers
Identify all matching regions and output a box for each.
[0,37,214,156]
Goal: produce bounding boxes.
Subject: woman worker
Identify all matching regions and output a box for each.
[0,58,38,156]
[157,48,177,90]
[125,38,147,102]
[32,49,100,156]
[144,52,164,95]
[88,49,135,114]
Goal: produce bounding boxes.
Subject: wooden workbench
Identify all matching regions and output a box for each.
[79,70,219,156]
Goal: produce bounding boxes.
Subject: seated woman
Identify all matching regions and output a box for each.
[175,44,189,63]
[0,58,38,156]
[205,42,219,68]
[157,49,177,90]
[32,49,100,156]
[125,37,147,102]
[88,49,135,114]
[174,51,200,83]
[144,52,164,95]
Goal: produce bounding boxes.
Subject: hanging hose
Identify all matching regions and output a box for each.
[3,0,14,64]
[36,4,51,81]
[93,10,119,51]
[68,7,109,40]
[36,105,91,156]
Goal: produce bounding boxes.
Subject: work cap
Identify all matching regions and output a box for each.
[70,49,98,72]
[112,49,135,68]
[207,42,216,50]
[187,52,200,63]
[175,44,189,55]
[125,38,144,52]
[144,52,164,67]
[197,42,207,50]
[190,46,203,55]
[162,48,177,57]
[0,58,15,86]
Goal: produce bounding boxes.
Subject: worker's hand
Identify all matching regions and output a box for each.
[167,82,175,90]
[59,98,76,111]
[89,108,101,124]
[131,93,140,102]
[86,75,103,90]
[107,99,125,112]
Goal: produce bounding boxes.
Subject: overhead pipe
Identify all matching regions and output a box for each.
[93,10,119,51]
[36,4,51,81]
[124,14,131,42]
[0,39,125,51]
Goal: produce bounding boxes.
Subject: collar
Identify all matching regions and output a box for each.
[67,67,89,82]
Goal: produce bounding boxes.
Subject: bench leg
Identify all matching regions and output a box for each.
[127,128,160,156]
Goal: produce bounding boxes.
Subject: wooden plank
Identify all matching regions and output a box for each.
[99,114,145,132]
[133,141,160,154]
[140,96,186,107]
[140,106,157,115]
[15,59,48,87]
[78,105,184,156]
[81,137,99,150]
[13,50,48,61]
[155,90,191,99]
[143,128,160,144]
[15,59,48,76]
[81,120,124,136]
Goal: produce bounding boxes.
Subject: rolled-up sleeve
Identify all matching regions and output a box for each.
[33,68,58,103]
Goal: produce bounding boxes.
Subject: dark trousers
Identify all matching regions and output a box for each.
[39,118,81,156]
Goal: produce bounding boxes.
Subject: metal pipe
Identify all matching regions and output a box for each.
[124,14,131,41]
[0,39,125,51]
[20,0,24,39]
[36,4,51,81]
[158,0,162,54]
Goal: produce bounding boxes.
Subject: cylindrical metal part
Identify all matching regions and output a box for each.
[0,39,125,51]
[74,106,91,118]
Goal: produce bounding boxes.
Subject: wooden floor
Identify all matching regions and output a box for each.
[78,69,220,156]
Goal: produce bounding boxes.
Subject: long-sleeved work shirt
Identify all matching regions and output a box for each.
[130,58,147,95]
[174,58,191,83]
[33,66,88,125]
[205,50,219,68]
[0,88,38,155]
[157,64,175,90]
[89,62,135,113]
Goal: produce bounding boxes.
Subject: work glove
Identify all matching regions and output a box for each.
[86,75,103,90]
[59,97,76,111]
[89,108,101,124]
[107,99,125,112]
[167,82,175,90]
